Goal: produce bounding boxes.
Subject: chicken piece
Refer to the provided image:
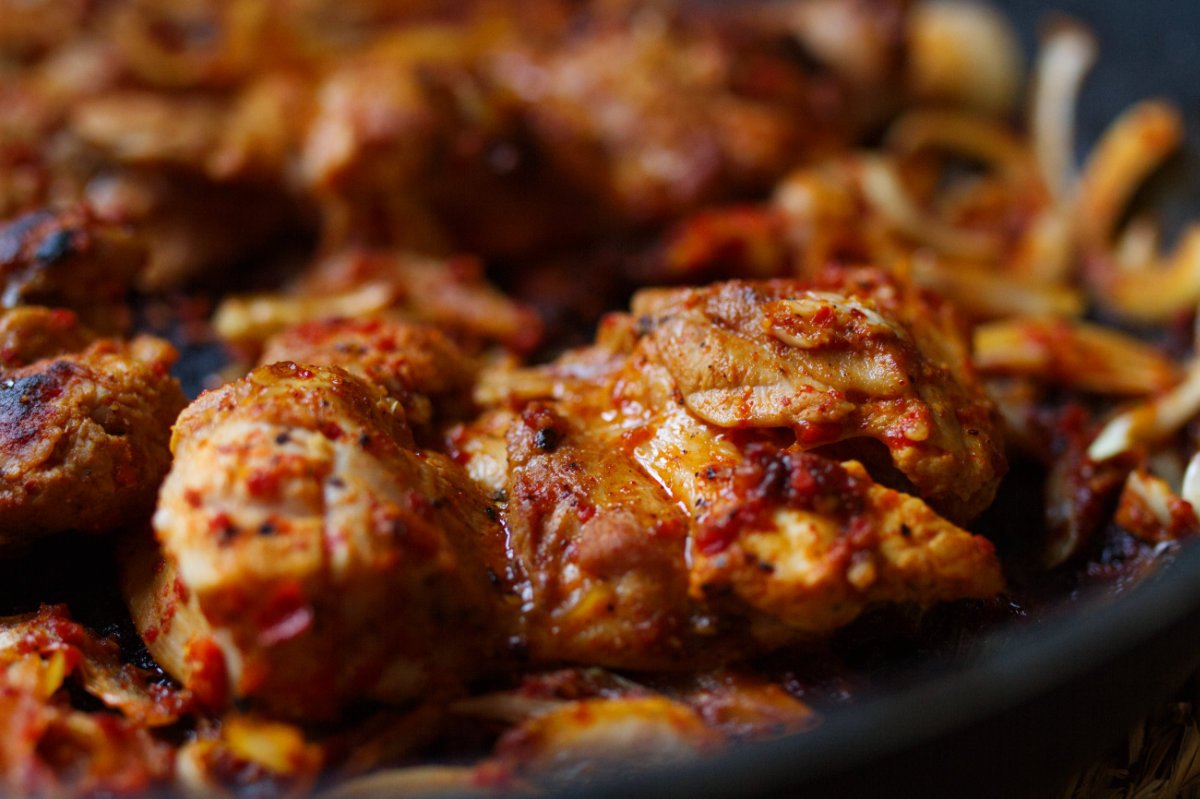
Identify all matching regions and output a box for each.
[289,1,905,257]
[142,363,507,720]
[260,317,479,434]
[84,168,303,292]
[459,272,1003,660]
[604,354,1003,641]
[474,375,1000,653]
[631,272,1006,522]
[0,306,94,369]
[0,206,144,334]
[481,269,1005,522]
[689,449,1002,642]
[0,336,185,545]
[484,13,806,228]
[502,402,693,669]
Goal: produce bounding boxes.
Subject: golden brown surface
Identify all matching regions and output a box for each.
[147,363,505,720]
[1,0,1198,795]
[0,335,184,545]
[629,272,1006,522]
[455,270,1004,669]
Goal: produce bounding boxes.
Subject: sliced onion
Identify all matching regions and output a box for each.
[910,254,1084,319]
[1181,453,1200,510]
[450,692,568,723]
[973,318,1179,395]
[858,156,1001,261]
[1115,216,1163,272]
[317,767,484,799]
[1076,100,1184,245]
[1029,19,1097,202]
[1010,207,1076,284]
[886,110,1034,183]
[1090,358,1200,461]
[213,281,396,344]
[907,1,1023,116]
[1091,225,1200,323]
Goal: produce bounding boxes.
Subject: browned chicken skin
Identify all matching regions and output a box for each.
[631,270,1006,523]
[502,401,695,670]
[0,332,184,545]
[461,270,1004,666]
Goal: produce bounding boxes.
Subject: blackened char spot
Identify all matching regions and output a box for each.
[0,368,69,448]
[535,427,560,452]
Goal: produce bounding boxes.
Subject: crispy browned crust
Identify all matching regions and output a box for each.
[454,270,1005,666]
[0,335,184,544]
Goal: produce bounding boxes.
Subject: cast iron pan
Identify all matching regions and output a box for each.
[532,2,1200,797]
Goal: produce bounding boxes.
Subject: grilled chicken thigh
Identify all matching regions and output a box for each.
[144,363,507,720]
[134,270,1003,717]
[458,270,1004,666]
[629,271,1005,523]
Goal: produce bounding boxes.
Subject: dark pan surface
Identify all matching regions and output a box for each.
[538,2,1200,796]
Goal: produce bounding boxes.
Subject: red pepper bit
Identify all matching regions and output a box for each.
[184,637,230,711]
[246,468,282,498]
[810,304,835,327]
